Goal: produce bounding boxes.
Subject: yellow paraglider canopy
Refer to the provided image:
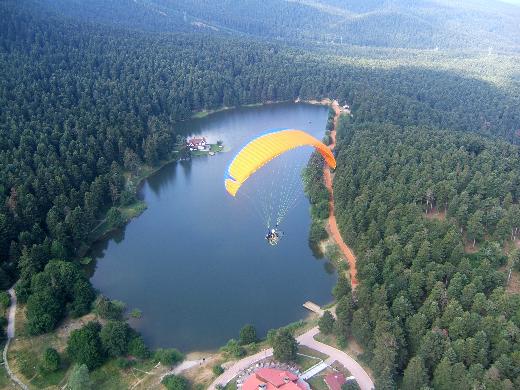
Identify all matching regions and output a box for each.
[225,129,336,196]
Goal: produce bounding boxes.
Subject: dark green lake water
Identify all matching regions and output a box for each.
[90,103,337,352]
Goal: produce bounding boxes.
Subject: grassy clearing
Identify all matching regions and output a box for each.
[178,355,221,389]
[190,143,225,157]
[123,150,183,193]
[90,361,125,389]
[0,348,12,390]
[191,102,279,119]
[192,107,232,119]
[295,354,321,372]
[331,361,351,376]
[315,332,339,349]
[424,208,446,221]
[89,201,147,240]
[9,328,69,389]
[9,308,95,389]
[8,306,159,390]
[210,144,224,152]
[307,375,329,390]
[506,269,520,294]
[316,333,364,360]
[298,345,328,361]
[322,240,349,274]
[223,380,238,390]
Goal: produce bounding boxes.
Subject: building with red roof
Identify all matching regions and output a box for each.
[242,368,309,390]
[187,137,208,150]
[324,372,346,390]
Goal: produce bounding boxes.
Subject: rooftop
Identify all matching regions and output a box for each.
[243,368,308,390]
[324,372,346,390]
[187,137,207,145]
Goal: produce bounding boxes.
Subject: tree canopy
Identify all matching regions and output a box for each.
[271,328,298,363]
[330,117,520,388]
[67,321,105,370]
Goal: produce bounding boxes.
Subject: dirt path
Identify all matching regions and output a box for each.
[3,288,29,390]
[324,101,358,288]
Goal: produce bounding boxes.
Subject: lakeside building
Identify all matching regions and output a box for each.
[187,137,209,151]
[242,368,309,390]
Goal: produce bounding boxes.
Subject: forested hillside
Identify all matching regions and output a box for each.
[330,119,520,388]
[37,0,520,51]
[1,0,519,332]
[1,0,520,388]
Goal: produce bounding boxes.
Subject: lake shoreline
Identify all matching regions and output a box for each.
[4,101,339,389]
[87,146,225,248]
[88,100,336,355]
[88,99,334,248]
[189,98,333,119]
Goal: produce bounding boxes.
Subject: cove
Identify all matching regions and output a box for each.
[90,103,337,352]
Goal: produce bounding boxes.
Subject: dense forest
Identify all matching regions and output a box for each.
[328,119,520,389]
[35,0,520,51]
[1,0,520,388]
[1,0,519,334]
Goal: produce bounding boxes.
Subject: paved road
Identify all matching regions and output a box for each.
[208,327,374,390]
[299,328,374,390]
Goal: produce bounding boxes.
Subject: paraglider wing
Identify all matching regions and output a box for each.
[225,129,336,196]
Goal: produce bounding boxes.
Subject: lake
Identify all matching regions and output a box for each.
[90,102,337,352]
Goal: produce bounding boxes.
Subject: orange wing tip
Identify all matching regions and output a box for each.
[320,148,336,169]
[225,178,240,196]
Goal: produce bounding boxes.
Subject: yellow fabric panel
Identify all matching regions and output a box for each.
[225,129,336,196]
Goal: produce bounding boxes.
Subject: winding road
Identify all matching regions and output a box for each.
[299,328,372,389]
[207,326,374,390]
[3,288,28,390]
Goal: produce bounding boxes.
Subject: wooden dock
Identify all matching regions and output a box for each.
[303,301,324,316]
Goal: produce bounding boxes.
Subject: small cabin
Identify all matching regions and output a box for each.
[187,137,208,151]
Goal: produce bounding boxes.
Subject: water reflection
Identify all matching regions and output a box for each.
[323,261,336,275]
[147,161,178,197]
[91,103,337,351]
[179,159,192,181]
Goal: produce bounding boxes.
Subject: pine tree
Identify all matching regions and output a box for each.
[318,311,335,334]
[402,356,429,390]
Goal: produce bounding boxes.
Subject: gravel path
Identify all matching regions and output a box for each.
[3,288,29,390]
